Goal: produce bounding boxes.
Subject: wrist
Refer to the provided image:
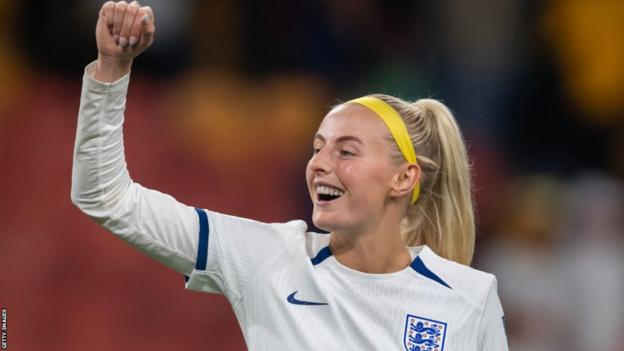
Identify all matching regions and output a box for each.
[94,54,133,82]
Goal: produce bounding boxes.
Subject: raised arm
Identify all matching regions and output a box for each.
[71,1,198,276]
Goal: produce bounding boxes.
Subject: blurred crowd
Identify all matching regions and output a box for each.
[0,0,623,350]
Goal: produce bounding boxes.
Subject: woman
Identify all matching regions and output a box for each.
[72,1,508,350]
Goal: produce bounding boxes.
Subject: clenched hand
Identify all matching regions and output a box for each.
[93,1,155,82]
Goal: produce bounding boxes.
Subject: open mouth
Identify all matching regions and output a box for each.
[318,193,342,201]
[316,185,345,202]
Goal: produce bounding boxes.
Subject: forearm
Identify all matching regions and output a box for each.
[71,62,198,275]
[71,61,131,216]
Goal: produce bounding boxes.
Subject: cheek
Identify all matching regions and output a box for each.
[340,162,390,198]
[305,161,313,184]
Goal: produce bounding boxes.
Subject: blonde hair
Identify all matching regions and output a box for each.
[365,94,475,266]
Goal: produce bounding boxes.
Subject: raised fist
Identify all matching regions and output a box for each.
[94,1,155,79]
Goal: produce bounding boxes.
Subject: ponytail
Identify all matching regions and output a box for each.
[369,95,475,265]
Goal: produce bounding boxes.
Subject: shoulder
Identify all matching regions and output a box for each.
[206,210,308,235]
[416,246,497,309]
[202,210,312,252]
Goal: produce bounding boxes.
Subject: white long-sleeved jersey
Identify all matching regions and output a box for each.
[71,62,509,351]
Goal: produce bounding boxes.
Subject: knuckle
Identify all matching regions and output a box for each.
[139,8,152,20]
[126,6,138,14]
[114,1,127,10]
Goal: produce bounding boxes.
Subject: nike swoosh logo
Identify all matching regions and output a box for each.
[287,290,328,306]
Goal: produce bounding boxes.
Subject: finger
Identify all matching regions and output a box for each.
[140,5,154,25]
[129,7,148,46]
[112,1,128,44]
[119,1,139,47]
[137,10,155,48]
[101,1,115,34]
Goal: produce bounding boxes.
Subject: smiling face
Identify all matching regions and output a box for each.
[305,103,405,235]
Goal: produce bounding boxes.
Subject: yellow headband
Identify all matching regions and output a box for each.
[347,96,420,205]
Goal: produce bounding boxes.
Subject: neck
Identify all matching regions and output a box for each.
[329,221,412,274]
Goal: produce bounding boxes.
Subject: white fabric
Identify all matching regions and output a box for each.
[71,62,509,350]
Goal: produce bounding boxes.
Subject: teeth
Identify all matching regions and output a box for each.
[316,185,345,197]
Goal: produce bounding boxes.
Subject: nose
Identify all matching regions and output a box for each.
[308,147,332,175]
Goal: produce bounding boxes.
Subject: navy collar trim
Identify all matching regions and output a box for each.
[410,256,452,289]
[310,246,333,266]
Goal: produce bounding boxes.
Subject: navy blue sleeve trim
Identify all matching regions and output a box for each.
[194,208,209,271]
[410,256,452,289]
[311,246,332,266]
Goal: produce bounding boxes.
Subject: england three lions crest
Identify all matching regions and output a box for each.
[403,314,448,351]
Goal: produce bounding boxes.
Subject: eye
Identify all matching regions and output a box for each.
[312,147,321,155]
[340,150,355,157]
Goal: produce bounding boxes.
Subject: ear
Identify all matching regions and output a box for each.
[389,163,421,200]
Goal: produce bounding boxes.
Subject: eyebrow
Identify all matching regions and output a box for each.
[314,134,364,145]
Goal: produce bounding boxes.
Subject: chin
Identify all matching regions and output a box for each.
[312,212,335,232]
[312,217,331,232]
[312,211,349,233]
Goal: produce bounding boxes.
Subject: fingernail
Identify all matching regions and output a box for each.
[142,15,149,24]
[129,36,137,46]
[119,36,128,48]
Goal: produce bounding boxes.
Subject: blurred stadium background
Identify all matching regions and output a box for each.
[1,0,623,350]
